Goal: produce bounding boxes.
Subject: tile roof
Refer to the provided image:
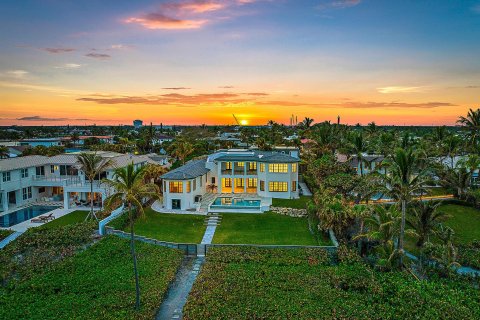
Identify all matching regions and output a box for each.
[0,155,49,171]
[161,159,209,180]
[214,150,299,163]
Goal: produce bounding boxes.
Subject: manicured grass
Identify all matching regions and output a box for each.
[272,196,311,209]
[126,209,207,243]
[0,229,14,241]
[212,212,326,245]
[41,210,89,229]
[183,247,480,320]
[425,187,452,197]
[439,204,480,244]
[0,236,183,320]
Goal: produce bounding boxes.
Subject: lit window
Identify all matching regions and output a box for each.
[225,162,232,170]
[260,163,265,172]
[249,162,257,171]
[222,178,232,187]
[268,163,288,173]
[292,163,297,173]
[169,181,183,193]
[237,162,244,167]
[292,181,297,191]
[186,181,191,193]
[234,178,244,187]
[269,181,288,192]
[247,178,257,188]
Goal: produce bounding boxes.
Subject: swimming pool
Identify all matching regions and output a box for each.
[210,197,261,210]
[0,205,59,227]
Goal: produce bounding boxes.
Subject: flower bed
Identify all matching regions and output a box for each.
[270,206,307,217]
[183,246,480,319]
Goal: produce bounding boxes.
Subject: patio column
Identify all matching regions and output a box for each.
[63,191,69,209]
[2,191,8,211]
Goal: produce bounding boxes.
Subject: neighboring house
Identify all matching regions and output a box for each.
[161,149,300,211]
[336,153,385,175]
[7,146,28,158]
[152,134,174,145]
[62,135,114,145]
[19,138,63,147]
[0,152,159,218]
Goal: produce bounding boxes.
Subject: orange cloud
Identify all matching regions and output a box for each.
[125,14,207,30]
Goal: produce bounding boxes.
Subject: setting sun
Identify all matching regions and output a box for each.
[240,119,248,126]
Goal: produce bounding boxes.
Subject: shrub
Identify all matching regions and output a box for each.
[458,240,480,269]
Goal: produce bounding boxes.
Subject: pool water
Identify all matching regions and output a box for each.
[0,206,59,227]
[211,197,261,209]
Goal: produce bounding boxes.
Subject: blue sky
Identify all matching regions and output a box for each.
[0,0,479,125]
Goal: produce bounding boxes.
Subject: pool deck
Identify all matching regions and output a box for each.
[8,207,76,232]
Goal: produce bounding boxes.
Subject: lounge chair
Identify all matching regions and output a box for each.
[31,212,55,223]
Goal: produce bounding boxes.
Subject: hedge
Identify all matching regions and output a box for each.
[183,247,480,320]
[0,236,183,319]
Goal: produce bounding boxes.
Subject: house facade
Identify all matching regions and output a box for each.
[161,149,300,211]
[0,152,164,217]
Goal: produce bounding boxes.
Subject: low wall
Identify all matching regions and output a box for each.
[98,204,124,236]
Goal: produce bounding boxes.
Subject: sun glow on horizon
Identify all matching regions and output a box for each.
[240,119,249,126]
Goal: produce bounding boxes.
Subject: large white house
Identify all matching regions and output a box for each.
[0,152,164,227]
[161,149,300,212]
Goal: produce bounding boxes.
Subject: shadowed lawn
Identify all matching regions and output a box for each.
[0,229,14,241]
[440,204,480,244]
[128,209,207,243]
[41,210,89,229]
[213,212,329,245]
[272,196,311,209]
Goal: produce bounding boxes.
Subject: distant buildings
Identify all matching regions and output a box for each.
[133,120,143,129]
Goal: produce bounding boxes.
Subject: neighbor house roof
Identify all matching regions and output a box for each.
[214,150,299,163]
[0,155,49,171]
[161,159,209,180]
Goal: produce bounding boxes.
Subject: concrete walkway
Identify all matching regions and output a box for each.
[156,257,205,320]
[156,213,220,319]
[9,207,75,233]
[0,231,22,249]
[151,200,207,216]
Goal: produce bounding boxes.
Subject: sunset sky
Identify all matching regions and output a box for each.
[1,0,479,126]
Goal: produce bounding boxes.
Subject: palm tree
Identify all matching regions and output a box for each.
[168,139,194,164]
[437,164,472,200]
[407,201,446,248]
[302,117,314,128]
[103,163,160,310]
[70,132,80,147]
[349,132,369,176]
[143,163,167,187]
[76,152,114,221]
[206,184,218,193]
[383,148,427,266]
[457,108,480,151]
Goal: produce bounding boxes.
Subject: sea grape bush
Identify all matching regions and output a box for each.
[0,229,13,241]
[458,240,480,269]
[0,236,183,319]
[183,246,480,320]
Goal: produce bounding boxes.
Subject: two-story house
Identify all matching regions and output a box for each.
[161,149,300,212]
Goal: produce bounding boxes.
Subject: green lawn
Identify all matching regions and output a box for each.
[0,236,183,319]
[212,212,327,245]
[425,187,452,197]
[125,209,207,243]
[41,210,89,229]
[439,204,480,244]
[272,196,311,209]
[183,247,480,320]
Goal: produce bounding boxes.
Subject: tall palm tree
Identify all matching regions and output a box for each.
[103,163,160,310]
[302,117,314,128]
[407,201,446,248]
[349,132,369,176]
[383,148,427,266]
[76,152,114,221]
[168,139,194,164]
[70,132,80,147]
[457,108,480,150]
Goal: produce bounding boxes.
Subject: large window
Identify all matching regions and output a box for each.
[21,168,29,178]
[248,162,257,171]
[269,181,288,192]
[222,178,232,187]
[186,181,191,193]
[225,162,232,170]
[292,163,297,173]
[36,166,45,176]
[260,163,265,172]
[269,163,289,173]
[22,187,32,200]
[2,171,11,182]
[260,180,265,191]
[292,181,297,192]
[247,178,257,188]
[169,181,183,193]
[234,178,244,188]
[236,162,245,167]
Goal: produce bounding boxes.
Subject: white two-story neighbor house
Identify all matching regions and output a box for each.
[0,152,164,227]
[161,149,300,213]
